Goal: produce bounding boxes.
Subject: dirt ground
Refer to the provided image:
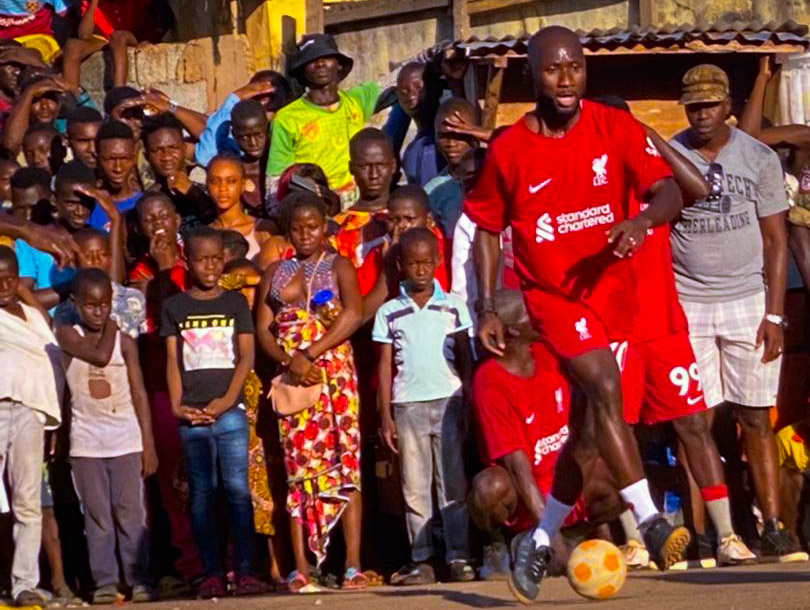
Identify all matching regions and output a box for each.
[113,562,810,610]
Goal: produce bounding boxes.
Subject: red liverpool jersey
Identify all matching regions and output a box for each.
[464,101,672,340]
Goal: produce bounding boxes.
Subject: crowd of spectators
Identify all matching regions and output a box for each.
[0,7,809,606]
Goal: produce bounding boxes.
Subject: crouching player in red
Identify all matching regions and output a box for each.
[469,291,626,575]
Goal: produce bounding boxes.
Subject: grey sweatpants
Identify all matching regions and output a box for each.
[71,452,149,587]
[0,401,45,598]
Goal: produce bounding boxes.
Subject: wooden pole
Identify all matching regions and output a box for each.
[481,58,506,129]
[305,0,324,33]
[639,0,654,28]
[452,0,470,40]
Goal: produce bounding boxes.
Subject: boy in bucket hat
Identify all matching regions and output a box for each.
[267,33,383,209]
[669,64,805,562]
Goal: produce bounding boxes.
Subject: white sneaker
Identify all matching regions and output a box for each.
[620,540,652,570]
[717,534,757,566]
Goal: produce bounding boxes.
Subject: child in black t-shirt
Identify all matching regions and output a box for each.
[160,226,268,598]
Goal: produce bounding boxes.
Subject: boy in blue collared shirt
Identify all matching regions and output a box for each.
[373,227,474,585]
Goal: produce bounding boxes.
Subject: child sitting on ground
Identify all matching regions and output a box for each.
[372,227,474,585]
[56,268,157,604]
[160,226,267,598]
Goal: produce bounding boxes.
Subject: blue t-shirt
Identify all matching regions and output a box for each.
[402,132,445,187]
[88,192,141,231]
[15,239,75,290]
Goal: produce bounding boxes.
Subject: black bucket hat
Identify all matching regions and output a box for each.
[289,33,353,82]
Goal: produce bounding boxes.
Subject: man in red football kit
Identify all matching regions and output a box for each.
[592,96,756,568]
[467,26,689,603]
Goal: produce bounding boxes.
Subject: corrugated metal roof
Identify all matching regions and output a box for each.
[444,20,809,57]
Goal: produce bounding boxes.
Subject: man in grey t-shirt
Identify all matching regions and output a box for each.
[669,64,800,560]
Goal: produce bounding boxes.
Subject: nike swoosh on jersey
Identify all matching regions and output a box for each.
[687,396,703,406]
[526,413,536,424]
[529,178,552,194]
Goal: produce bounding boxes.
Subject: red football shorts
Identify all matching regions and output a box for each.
[618,332,707,426]
[522,288,610,359]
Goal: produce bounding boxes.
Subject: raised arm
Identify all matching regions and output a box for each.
[2,78,66,156]
[55,317,118,367]
[645,126,709,203]
[738,55,772,139]
[77,0,100,39]
[74,184,124,283]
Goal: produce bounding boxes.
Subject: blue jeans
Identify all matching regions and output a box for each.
[178,407,255,578]
[394,395,469,563]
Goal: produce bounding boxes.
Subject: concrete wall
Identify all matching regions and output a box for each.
[79,35,254,113]
[332,10,453,86]
[470,0,633,38]
[652,0,810,25]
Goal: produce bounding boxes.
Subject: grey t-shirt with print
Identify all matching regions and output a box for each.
[668,127,788,303]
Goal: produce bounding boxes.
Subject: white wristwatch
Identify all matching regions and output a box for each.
[765,313,787,328]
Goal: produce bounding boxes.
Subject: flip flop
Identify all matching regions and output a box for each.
[341,567,368,590]
[286,571,322,594]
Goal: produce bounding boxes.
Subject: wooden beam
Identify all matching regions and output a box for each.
[481,63,505,129]
[324,0,447,26]
[452,0,470,40]
[468,0,543,15]
[305,0,324,33]
[639,0,654,28]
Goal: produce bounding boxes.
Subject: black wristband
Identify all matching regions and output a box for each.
[474,297,497,316]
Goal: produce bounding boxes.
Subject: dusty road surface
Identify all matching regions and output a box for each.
[131,562,810,610]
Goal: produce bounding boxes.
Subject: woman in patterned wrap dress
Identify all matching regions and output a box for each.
[255,192,365,592]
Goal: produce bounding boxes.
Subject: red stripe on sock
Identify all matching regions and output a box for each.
[700,485,728,502]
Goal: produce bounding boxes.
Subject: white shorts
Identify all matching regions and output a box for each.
[681,291,781,408]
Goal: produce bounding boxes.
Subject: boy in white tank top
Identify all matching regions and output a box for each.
[56,268,157,604]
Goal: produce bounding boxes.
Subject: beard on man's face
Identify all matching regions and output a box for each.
[535,91,580,125]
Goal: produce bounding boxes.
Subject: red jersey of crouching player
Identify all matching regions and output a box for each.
[464,101,672,358]
[473,344,569,496]
[472,343,589,530]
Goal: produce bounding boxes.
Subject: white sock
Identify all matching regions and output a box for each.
[532,496,574,547]
[618,508,643,544]
[619,479,659,525]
